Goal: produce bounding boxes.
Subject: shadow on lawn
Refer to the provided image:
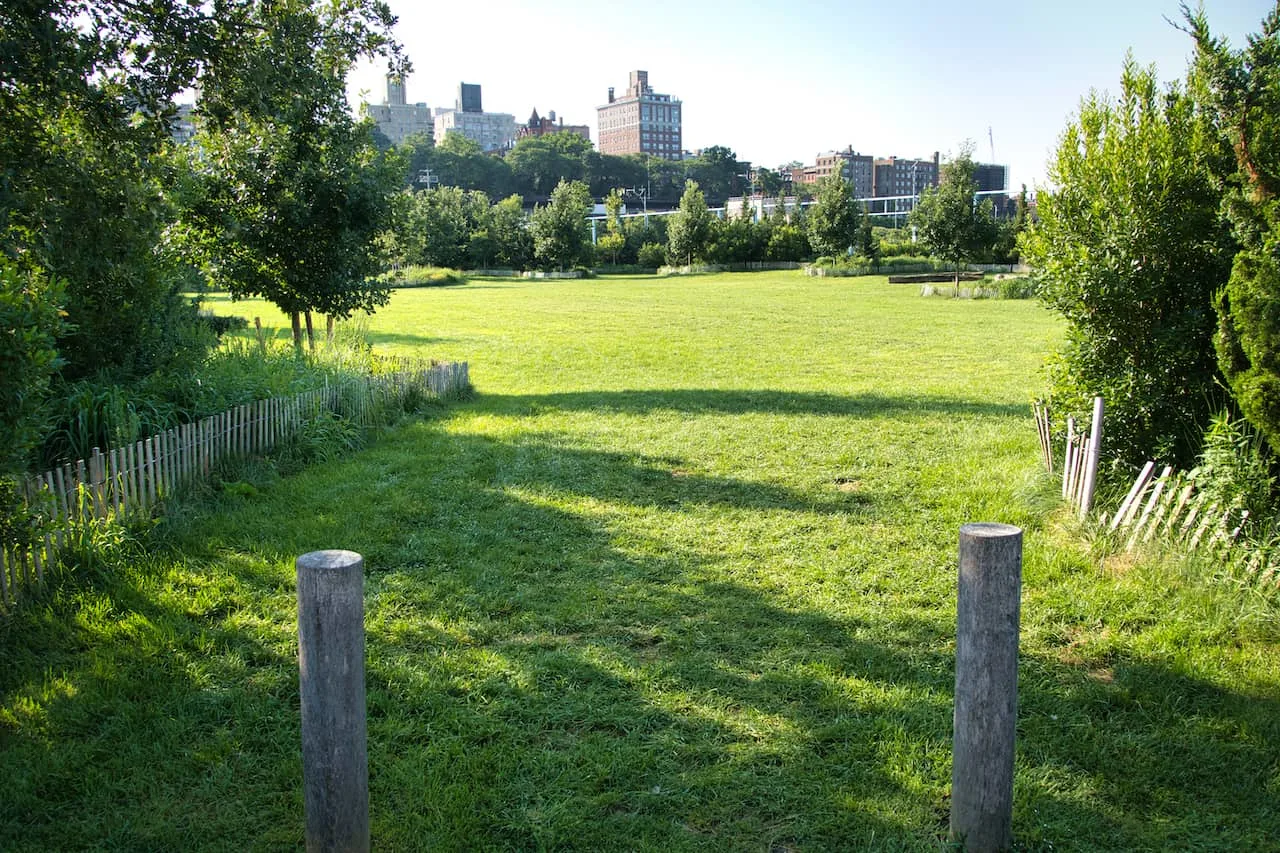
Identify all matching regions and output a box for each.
[364,330,464,349]
[2,415,1278,850]
[480,388,1028,420]
[0,553,305,850]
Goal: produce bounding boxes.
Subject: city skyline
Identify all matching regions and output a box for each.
[347,0,1272,192]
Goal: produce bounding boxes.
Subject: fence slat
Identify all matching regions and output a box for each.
[3,361,467,611]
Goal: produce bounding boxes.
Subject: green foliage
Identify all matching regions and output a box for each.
[994,276,1039,299]
[597,231,626,266]
[1020,59,1235,466]
[706,215,765,264]
[490,195,534,270]
[0,1,215,382]
[854,205,880,267]
[767,223,811,262]
[0,260,66,474]
[1188,5,1280,457]
[39,379,175,468]
[636,242,668,268]
[377,266,466,288]
[508,132,596,199]
[389,187,493,269]
[1192,411,1275,521]
[666,181,713,265]
[530,179,593,271]
[807,171,859,257]
[910,145,998,281]
[184,0,405,347]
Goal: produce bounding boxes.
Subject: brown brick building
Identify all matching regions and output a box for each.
[596,70,682,160]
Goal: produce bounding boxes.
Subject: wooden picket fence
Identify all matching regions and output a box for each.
[1034,397,1102,518]
[0,359,469,612]
[1034,397,1270,582]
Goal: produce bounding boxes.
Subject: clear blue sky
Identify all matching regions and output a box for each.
[347,1,1274,191]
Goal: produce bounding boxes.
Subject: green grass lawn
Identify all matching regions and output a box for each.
[3,273,1278,851]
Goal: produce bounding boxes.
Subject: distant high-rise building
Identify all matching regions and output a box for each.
[518,108,591,143]
[457,83,483,113]
[596,70,682,160]
[362,74,433,145]
[972,162,1007,193]
[433,82,516,151]
[170,102,197,144]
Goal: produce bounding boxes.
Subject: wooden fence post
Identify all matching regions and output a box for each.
[296,550,369,853]
[951,522,1022,852]
[1079,396,1104,517]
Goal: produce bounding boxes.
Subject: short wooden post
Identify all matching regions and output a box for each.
[297,550,369,853]
[951,523,1022,852]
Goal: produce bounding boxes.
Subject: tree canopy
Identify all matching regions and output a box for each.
[1019,58,1234,465]
[1187,3,1280,456]
[667,181,713,266]
[911,146,997,284]
[807,171,860,258]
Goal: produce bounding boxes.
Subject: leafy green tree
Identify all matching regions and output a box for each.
[807,171,859,258]
[490,195,534,270]
[1,0,224,379]
[0,261,66,474]
[755,167,784,197]
[398,131,436,188]
[597,188,627,265]
[1019,58,1234,465]
[1187,4,1280,456]
[667,181,713,265]
[394,187,491,269]
[767,224,810,262]
[433,132,514,197]
[531,179,592,270]
[911,145,997,283]
[508,132,595,199]
[589,154,648,198]
[854,205,880,266]
[685,145,744,205]
[189,0,406,349]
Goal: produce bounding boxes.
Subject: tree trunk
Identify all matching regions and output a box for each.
[326,316,335,344]
[305,311,315,352]
[291,311,303,354]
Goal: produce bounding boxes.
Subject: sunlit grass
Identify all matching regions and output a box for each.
[2,273,1278,850]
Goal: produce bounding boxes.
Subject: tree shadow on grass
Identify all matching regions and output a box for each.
[364,330,464,349]
[479,388,1029,420]
[0,552,305,851]
[3,416,1278,850]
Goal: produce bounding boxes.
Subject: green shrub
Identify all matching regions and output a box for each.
[995,276,1039,299]
[377,265,466,288]
[0,260,66,474]
[1191,412,1274,522]
[1020,59,1234,467]
[637,242,667,268]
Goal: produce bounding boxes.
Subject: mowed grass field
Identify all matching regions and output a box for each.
[3,273,1279,851]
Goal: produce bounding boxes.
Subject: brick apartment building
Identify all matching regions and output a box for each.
[597,70,683,160]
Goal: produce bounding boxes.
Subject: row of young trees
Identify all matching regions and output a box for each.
[1021,3,1280,477]
[379,162,1021,274]
[1,0,409,476]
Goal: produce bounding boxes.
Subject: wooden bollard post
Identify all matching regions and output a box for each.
[951,523,1022,852]
[297,550,369,852]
